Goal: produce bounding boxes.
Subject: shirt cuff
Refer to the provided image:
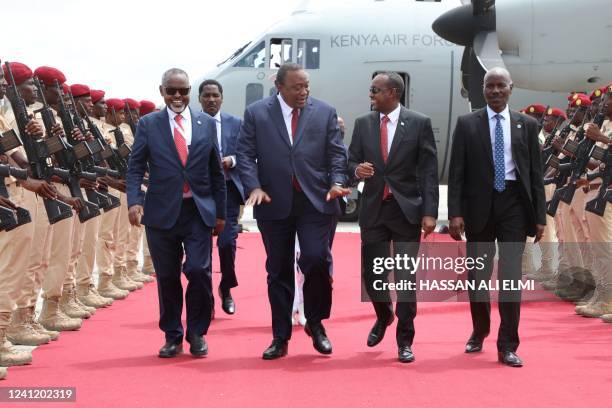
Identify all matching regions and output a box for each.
[230,155,237,168]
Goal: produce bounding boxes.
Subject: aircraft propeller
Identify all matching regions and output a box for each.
[432,0,504,110]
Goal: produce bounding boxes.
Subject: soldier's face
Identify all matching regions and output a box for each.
[543,115,557,133]
[484,74,513,112]
[0,74,7,99]
[18,78,37,105]
[77,96,94,116]
[199,84,223,117]
[277,69,309,109]
[43,85,59,106]
[94,99,107,118]
[160,74,190,113]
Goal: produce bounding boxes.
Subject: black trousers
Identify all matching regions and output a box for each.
[257,191,333,341]
[146,198,213,343]
[361,197,421,347]
[466,182,527,352]
[217,180,242,292]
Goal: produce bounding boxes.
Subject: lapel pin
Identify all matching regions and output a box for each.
[197,120,202,125]
[517,124,522,129]
[400,122,405,126]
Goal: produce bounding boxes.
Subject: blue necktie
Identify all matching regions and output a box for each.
[493,114,505,192]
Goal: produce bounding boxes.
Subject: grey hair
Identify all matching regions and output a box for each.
[484,67,512,85]
[161,68,189,86]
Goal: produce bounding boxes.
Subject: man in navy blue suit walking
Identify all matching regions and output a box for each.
[199,79,244,316]
[237,63,350,359]
[127,68,226,358]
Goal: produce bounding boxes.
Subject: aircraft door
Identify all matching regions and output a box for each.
[371,71,410,108]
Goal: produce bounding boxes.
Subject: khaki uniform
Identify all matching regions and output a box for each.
[577,120,612,317]
[0,115,36,328]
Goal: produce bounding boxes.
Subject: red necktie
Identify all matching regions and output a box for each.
[174,114,189,193]
[380,115,391,200]
[291,108,302,192]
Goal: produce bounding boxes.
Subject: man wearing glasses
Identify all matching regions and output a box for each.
[348,72,439,363]
[127,68,226,358]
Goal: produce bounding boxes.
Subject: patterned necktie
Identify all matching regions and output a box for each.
[380,115,391,200]
[493,114,506,192]
[291,108,301,191]
[174,114,189,193]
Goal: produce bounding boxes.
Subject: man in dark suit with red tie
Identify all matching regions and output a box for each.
[127,68,226,358]
[448,67,546,367]
[348,72,439,363]
[237,63,349,360]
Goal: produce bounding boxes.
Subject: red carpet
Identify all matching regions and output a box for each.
[6,233,611,408]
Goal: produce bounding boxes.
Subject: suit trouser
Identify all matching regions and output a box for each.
[217,180,241,292]
[96,191,121,278]
[466,182,526,353]
[112,192,130,269]
[76,215,101,286]
[41,184,75,299]
[257,190,333,341]
[584,190,612,302]
[146,198,213,343]
[361,197,421,347]
[0,185,37,328]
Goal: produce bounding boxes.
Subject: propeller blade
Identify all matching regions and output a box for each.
[472,0,495,16]
[473,30,506,70]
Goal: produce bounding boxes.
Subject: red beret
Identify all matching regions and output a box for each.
[567,92,581,101]
[569,94,592,108]
[604,83,612,94]
[525,104,546,114]
[139,100,156,115]
[91,89,105,104]
[2,62,33,86]
[123,98,141,110]
[34,66,66,86]
[106,98,125,112]
[70,84,90,98]
[545,107,567,120]
[590,88,604,100]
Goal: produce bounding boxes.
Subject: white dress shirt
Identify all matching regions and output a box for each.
[167,107,192,198]
[278,94,296,144]
[380,103,401,154]
[167,106,192,148]
[486,105,516,181]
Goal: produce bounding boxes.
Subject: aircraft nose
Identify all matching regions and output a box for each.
[432,3,495,46]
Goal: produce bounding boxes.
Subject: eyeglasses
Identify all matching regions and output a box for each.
[165,87,190,96]
[369,87,394,95]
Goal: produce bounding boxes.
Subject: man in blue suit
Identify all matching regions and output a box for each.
[127,68,226,358]
[237,63,350,359]
[199,79,244,316]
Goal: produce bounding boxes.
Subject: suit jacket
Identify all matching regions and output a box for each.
[236,95,347,220]
[447,108,546,236]
[126,108,226,229]
[207,111,245,201]
[348,106,439,227]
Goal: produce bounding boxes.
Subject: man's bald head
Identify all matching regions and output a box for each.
[483,67,513,113]
[484,67,513,86]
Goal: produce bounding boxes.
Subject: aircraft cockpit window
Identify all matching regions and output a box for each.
[269,38,293,69]
[234,41,266,68]
[297,39,320,69]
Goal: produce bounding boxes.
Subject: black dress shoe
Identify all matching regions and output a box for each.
[498,351,523,367]
[398,345,415,363]
[158,341,183,358]
[219,287,235,315]
[465,334,484,353]
[187,335,208,357]
[262,339,288,360]
[304,322,332,355]
[367,315,395,347]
